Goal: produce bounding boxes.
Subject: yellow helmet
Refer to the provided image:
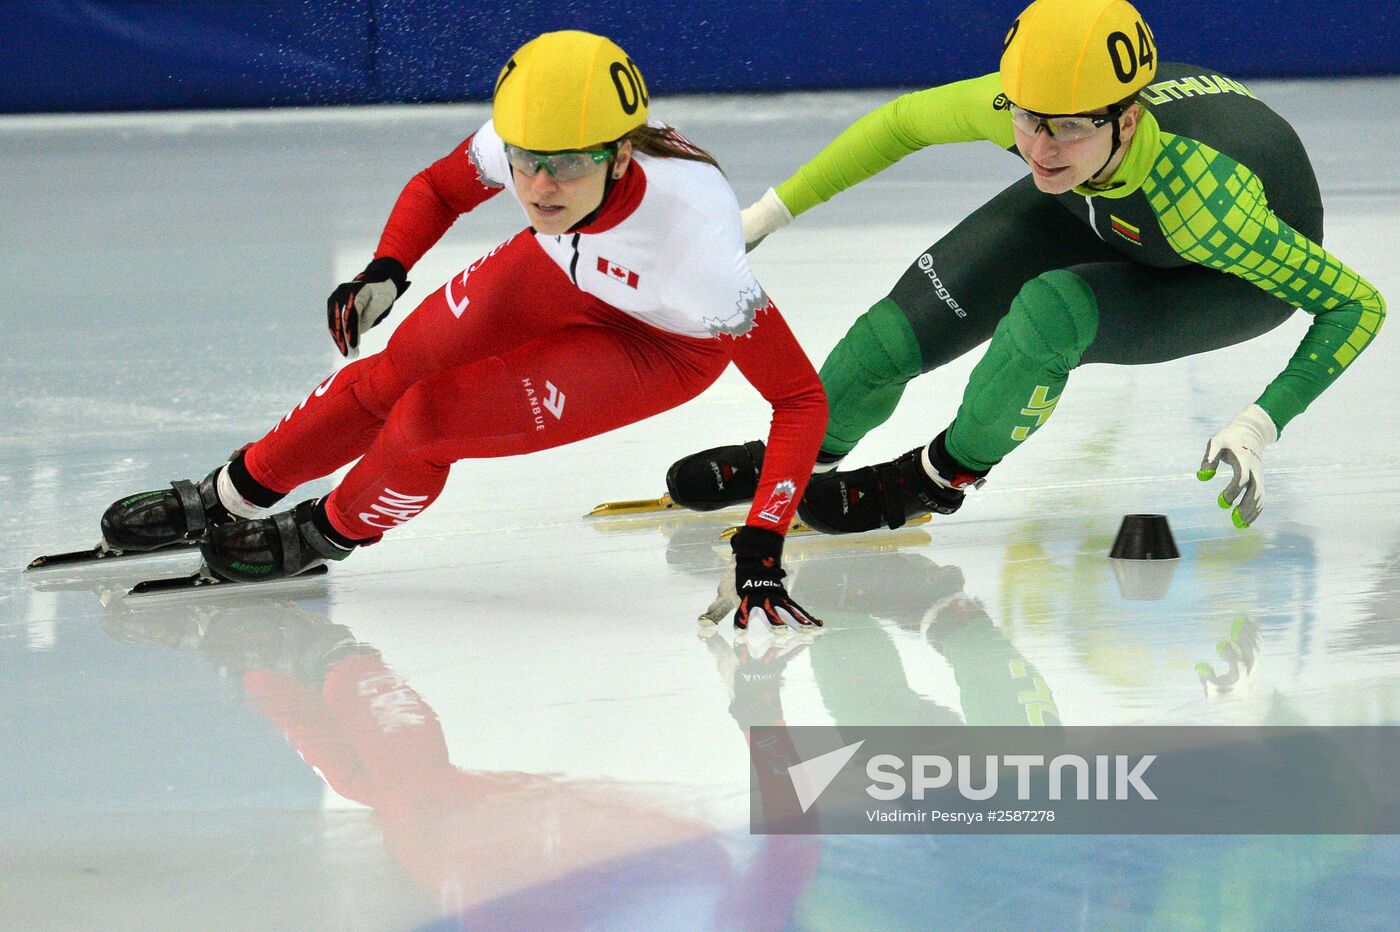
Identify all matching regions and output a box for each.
[492,30,649,152]
[1000,0,1157,115]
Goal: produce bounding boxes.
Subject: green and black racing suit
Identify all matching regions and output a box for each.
[774,63,1385,469]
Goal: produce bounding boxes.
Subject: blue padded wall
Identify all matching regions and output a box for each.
[6,1,1397,114]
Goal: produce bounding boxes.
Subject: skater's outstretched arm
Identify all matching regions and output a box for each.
[742,73,1014,247]
[373,126,509,270]
[330,125,511,356]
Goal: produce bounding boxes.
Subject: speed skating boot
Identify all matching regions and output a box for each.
[665,440,767,511]
[201,499,358,583]
[100,464,234,553]
[797,430,987,534]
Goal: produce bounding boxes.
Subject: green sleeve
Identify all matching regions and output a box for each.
[1146,134,1386,431]
[774,73,1014,217]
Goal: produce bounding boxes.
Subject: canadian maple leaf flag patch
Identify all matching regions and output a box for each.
[597,257,640,288]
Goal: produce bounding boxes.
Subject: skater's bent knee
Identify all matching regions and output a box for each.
[379,356,524,462]
[351,351,415,418]
[820,298,923,388]
[1003,271,1099,364]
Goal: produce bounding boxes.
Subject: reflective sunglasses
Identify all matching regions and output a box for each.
[1009,101,1130,142]
[504,144,612,181]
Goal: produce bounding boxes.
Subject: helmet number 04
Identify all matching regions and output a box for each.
[1107,21,1155,84]
[610,57,648,115]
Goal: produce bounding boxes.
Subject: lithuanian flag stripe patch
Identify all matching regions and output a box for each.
[1110,215,1142,244]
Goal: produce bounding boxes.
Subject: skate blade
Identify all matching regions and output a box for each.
[719,513,933,540]
[25,539,202,574]
[124,563,330,601]
[586,494,680,516]
[586,509,742,538]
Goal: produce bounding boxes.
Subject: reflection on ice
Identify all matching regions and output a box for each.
[7,77,1400,927]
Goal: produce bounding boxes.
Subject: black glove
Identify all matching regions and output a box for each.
[730,526,822,630]
[327,256,410,357]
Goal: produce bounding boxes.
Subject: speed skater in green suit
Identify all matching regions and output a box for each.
[664,0,1385,532]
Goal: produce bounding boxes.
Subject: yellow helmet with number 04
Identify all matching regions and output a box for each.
[1000,0,1157,115]
[492,30,649,152]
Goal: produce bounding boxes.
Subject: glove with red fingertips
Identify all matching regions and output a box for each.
[728,526,822,631]
[327,257,410,358]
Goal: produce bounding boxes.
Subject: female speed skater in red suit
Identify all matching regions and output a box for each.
[98,30,828,630]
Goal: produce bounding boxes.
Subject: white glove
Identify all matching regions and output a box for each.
[740,187,794,252]
[1197,404,1278,528]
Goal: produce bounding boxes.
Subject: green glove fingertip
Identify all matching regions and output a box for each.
[1231,508,1249,529]
[1217,492,1231,510]
[1196,468,1217,481]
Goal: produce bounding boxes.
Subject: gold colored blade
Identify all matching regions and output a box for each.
[586,494,678,517]
[720,512,933,540]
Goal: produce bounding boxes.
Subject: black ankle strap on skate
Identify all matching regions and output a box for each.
[170,479,207,538]
[874,462,911,530]
[877,451,969,528]
[291,502,357,564]
[273,511,306,576]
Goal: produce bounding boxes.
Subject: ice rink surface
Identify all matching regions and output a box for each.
[5,76,1400,929]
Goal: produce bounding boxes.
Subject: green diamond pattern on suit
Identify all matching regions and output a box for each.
[1145,133,1383,375]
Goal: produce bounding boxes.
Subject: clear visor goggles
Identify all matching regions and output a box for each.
[504,144,613,181]
[1009,101,1130,142]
